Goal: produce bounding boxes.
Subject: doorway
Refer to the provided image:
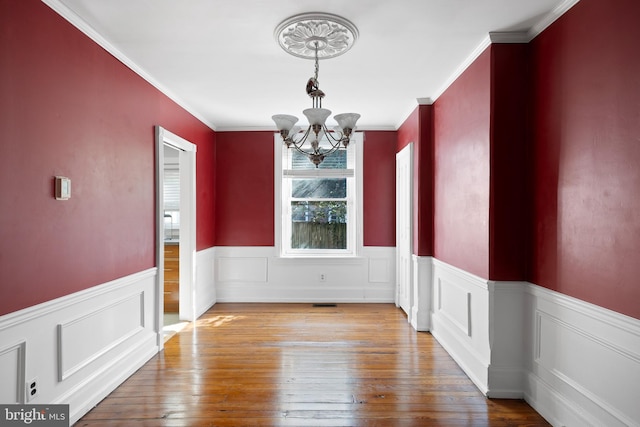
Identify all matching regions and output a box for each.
[155,126,197,349]
[396,143,413,321]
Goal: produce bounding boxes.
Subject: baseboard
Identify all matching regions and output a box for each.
[0,269,159,423]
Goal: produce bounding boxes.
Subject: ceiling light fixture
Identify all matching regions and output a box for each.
[272,13,360,167]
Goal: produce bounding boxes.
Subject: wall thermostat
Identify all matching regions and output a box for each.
[55,176,71,200]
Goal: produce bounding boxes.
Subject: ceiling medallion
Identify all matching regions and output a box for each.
[274,12,359,60]
[272,13,361,167]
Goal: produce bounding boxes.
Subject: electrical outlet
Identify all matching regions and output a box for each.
[319,273,326,282]
[26,377,38,402]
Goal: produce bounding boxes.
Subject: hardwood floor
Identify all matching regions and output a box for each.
[77,303,550,426]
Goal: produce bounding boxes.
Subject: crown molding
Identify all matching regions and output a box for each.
[431,34,493,105]
[417,97,434,105]
[42,0,582,133]
[528,0,581,40]
[489,31,530,43]
[403,0,582,129]
[41,0,217,131]
[216,125,396,133]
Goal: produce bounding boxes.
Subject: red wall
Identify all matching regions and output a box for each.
[488,44,529,280]
[397,105,434,256]
[215,132,275,246]
[215,131,397,247]
[529,0,640,319]
[363,131,397,247]
[0,0,215,316]
[433,50,491,279]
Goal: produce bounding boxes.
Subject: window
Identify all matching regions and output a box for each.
[275,132,363,257]
[163,167,180,240]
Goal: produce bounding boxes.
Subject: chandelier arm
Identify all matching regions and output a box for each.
[290,143,315,157]
[289,126,312,146]
[322,128,345,144]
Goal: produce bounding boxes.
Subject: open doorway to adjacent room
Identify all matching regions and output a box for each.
[155,126,197,348]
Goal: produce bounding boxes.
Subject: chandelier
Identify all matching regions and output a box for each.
[272,13,360,167]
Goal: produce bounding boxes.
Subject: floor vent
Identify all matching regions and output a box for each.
[312,303,337,307]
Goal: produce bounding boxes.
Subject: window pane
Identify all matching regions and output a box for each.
[291,147,346,170]
[291,201,347,249]
[292,178,346,198]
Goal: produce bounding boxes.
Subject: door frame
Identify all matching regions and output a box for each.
[396,143,414,319]
[155,126,197,348]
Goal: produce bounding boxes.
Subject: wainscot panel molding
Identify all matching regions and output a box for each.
[0,341,25,404]
[0,268,159,424]
[195,247,217,318]
[410,255,433,331]
[426,258,640,425]
[430,259,492,395]
[524,284,640,427]
[429,259,527,398]
[214,246,395,303]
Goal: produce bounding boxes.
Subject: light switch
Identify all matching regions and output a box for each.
[55,176,71,200]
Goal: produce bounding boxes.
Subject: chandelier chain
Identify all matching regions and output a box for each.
[314,42,319,81]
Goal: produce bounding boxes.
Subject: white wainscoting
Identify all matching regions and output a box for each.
[195,247,217,318]
[0,268,159,425]
[411,255,433,331]
[0,341,25,404]
[429,259,527,398]
[524,285,640,427]
[430,259,493,395]
[214,246,395,303]
[423,258,640,426]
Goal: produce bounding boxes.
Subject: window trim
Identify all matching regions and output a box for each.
[274,132,363,258]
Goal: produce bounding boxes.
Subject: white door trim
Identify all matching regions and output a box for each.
[155,126,197,349]
[396,143,414,320]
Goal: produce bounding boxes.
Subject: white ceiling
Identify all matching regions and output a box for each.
[46,0,577,131]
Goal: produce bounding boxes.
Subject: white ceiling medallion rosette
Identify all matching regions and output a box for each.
[275,13,359,60]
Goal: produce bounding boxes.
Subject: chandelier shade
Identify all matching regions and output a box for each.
[272,114,299,133]
[302,108,332,126]
[272,13,360,167]
[334,113,361,132]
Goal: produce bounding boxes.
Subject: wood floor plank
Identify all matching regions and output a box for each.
[77,303,549,426]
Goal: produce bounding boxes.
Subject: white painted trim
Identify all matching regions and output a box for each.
[0,269,159,424]
[155,126,198,334]
[487,280,526,398]
[395,1,581,129]
[57,292,145,381]
[395,143,413,315]
[274,132,364,258]
[0,269,156,330]
[41,0,216,131]
[427,258,640,425]
[488,31,530,44]
[214,246,395,303]
[527,0,582,41]
[410,255,433,332]
[524,284,640,427]
[430,259,527,398]
[0,341,26,404]
[195,247,217,318]
[415,34,493,123]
